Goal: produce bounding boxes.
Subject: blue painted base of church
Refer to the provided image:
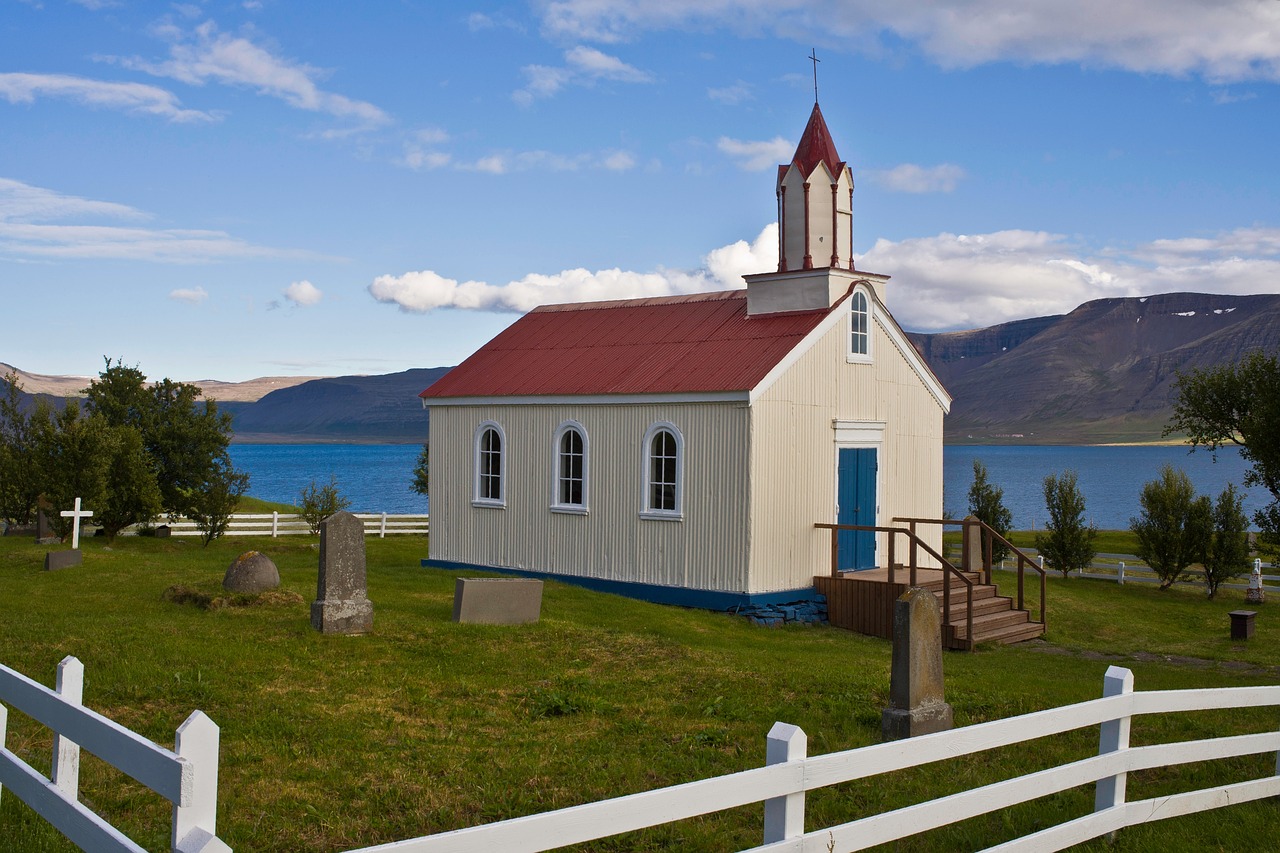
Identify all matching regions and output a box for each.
[421,558,826,623]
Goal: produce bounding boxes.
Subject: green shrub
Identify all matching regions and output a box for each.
[298,476,352,534]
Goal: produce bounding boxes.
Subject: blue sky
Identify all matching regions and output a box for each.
[3,1,1278,383]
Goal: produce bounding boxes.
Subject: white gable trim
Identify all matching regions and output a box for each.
[424,391,749,408]
[747,286,952,413]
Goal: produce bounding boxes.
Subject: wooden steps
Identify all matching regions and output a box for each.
[815,569,1045,650]
[914,575,1044,649]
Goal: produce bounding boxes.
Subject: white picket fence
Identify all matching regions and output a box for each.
[5,663,1278,852]
[342,666,1280,853]
[0,656,228,853]
[164,512,428,538]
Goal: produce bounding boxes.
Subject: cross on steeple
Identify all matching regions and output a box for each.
[809,48,820,103]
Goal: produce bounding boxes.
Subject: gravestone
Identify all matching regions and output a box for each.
[59,498,94,549]
[311,511,373,634]
[1246,560,1265,605]
[1230,610,1256,641]
[224,551,280,593]
[44,550,83,571]
[882,587,954,741]
[964,515,984,572]
[36,510,58,544]
[453,578,543,624]
[154,524,172,539]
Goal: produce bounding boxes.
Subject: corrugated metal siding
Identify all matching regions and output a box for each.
[430,402,753,593]
[747,307,946,592]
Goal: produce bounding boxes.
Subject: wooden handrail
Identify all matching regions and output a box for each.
[894,516,1048,630]
[815,523,975,649]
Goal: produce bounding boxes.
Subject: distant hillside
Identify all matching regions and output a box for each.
[0,362,317,403]
[907,292,1280,444]
[228,367,451,443]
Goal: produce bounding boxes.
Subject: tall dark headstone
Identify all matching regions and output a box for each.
[882,587,954,741]
[36,510,57,544]
[311,511,373,634]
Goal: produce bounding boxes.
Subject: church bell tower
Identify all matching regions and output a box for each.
[745,100,888,315]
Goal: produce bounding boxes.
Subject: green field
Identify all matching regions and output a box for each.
[1,530,1278,852]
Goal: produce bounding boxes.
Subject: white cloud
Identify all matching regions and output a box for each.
[284,280,322,306]
[400,129,452,170]
[537,1,1280,82]
[870,163,966,193]
[602,150,637,171]
[0,177,319,263]
[169,286,208,304]
[513,45,653,104]
[456,149,637,174]
[707,81,753,104]
[0,72,215,123]
[370,219,1280,332]
[112,20,389,126]
[717,136,793,171]
[0,178,146,222]
[369,224,779,314]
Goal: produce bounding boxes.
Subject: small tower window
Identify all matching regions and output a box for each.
[552,422,589,513]
[849,290,870,359]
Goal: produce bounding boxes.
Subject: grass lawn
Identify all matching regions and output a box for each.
[1,531,1278,852]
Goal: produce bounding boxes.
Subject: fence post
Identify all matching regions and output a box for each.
[1094,665,1134,826]
[763,721,806,844]
[52,655,83,800]
[271,511,279,538]
[380,512,388,539]
[1117,562,1125,585]
[172,710,229,853]
[0,701,7,804]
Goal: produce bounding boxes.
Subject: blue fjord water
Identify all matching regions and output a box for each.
[228,443,1259,530]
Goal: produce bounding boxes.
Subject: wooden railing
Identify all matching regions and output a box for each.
[0,657,228,853]
[814,523,975,649]
[341,666,1280,852]
[897,516,1047,631]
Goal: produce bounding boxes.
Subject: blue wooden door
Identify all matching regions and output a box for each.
[837,448,877,570]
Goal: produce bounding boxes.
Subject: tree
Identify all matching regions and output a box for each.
[30,402,111,541]
[96,425,163,542]
[1129,465,1212,590]
[1167,351,1280,550]
[967,459,1013,563]
[1035,470,1096,578]
[188,460,250,546]
[84,361,247,522]
[298,476,352,534]
[1203,484,1251,599]
[0,371,51,524]
[411,441,429,497]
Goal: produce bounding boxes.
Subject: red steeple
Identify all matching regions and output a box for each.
[790,102,844,178]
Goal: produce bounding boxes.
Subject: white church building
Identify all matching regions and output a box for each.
[419,102,951,611]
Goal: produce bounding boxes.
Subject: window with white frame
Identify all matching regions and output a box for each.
[473,421,506,507]
[642,422,683,519]
[552,422,588,512]
[849,290,870,359]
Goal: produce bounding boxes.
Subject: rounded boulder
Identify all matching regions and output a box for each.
[223,551,280,593]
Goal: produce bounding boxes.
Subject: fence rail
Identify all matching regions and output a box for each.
[960,545,1276,592]
[0,657,228,853]
[342,667,1280,853]
[164,512,428,538]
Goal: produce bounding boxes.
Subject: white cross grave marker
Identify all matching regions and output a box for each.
[60,497,94,549]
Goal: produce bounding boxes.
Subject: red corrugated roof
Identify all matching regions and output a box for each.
[790,102,845,180]
[420,290,836,399]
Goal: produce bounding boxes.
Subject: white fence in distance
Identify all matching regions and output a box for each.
[0,656,229,853]
[165,512,428,538]
[343,666,1280,853]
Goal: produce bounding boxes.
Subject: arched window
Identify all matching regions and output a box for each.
[849,290,870,358]
[473,421,506,507]
[641,422,684,519]
[551,421,589,512]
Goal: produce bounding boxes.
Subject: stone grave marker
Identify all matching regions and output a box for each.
[44,550,83,571]
[1246,559,1265,605]
[224,551,280,593]
[36,509,57,544]
[311,511,373,634]
[453,578,543,624]
[882,587,954,741]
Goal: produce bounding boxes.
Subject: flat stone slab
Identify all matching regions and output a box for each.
[44,550,83,572]
[453,578,543,625]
